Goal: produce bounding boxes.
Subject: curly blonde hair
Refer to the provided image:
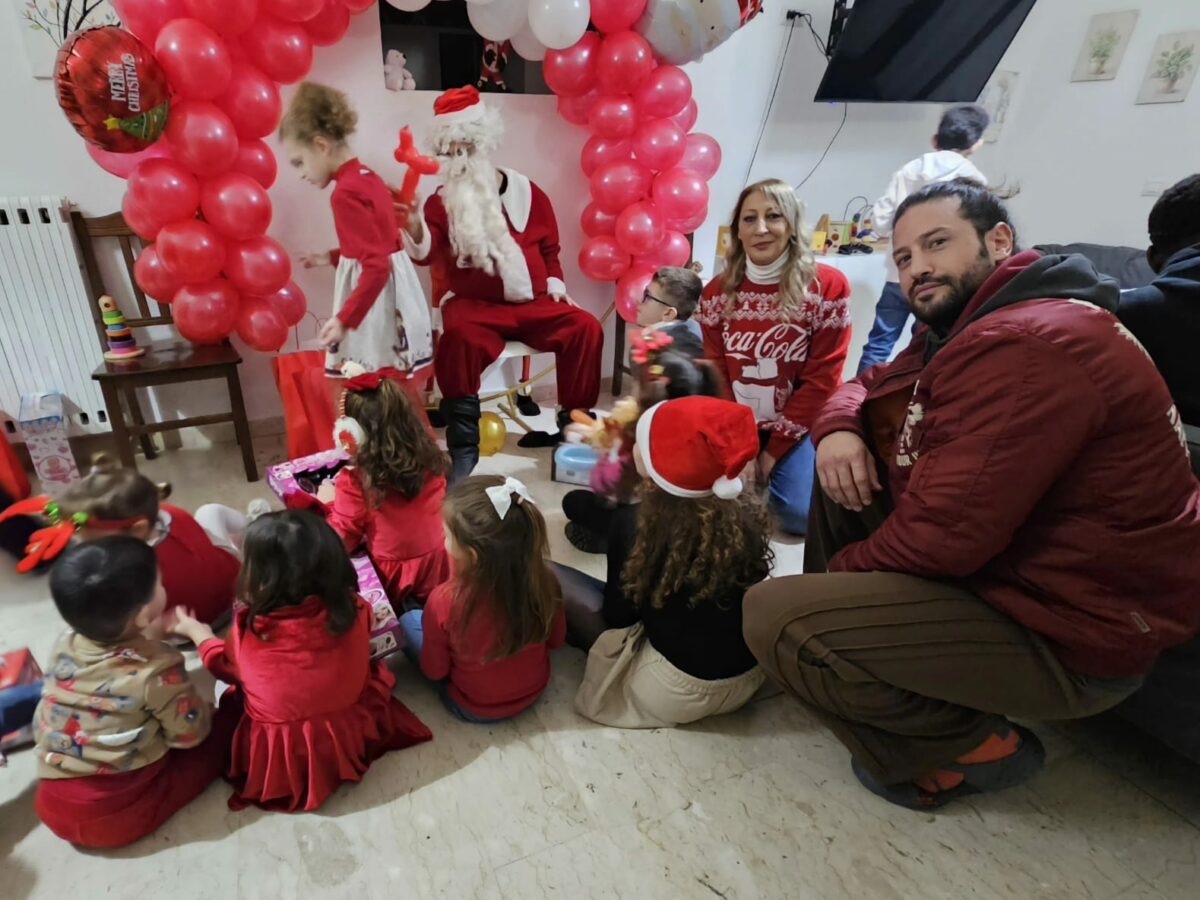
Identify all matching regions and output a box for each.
[621,483,773,610]
[721,178,819,321]
[279,82,358,145]
[344,380,449,505]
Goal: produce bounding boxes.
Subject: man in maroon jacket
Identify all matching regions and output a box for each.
[744,180,1200,810]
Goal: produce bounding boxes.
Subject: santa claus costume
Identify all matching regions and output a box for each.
[406,86,604,481]
[327,159,433,378]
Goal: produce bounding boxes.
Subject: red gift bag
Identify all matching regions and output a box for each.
[272,352,336,459]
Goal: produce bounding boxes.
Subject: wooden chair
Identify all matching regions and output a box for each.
[70,210,258,481]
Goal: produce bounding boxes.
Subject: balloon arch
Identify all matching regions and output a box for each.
[56,0,759,349]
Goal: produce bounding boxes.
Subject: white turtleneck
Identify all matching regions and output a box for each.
[745,253,788,285]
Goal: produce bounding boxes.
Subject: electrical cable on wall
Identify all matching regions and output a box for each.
[742,16,798,186]
[797,102,849,188]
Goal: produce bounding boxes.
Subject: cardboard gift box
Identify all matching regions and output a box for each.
[266,449,404,660]
[1,648,43,752]
[19,393,80,498]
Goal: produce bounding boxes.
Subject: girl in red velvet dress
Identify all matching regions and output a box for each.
[397,475,566,723]
[323,367,450,607]
[170,510,432,813]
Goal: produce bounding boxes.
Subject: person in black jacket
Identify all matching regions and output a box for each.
[1118,173,1200,474]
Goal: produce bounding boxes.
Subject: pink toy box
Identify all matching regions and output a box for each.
[266,449,403,660]
[19,393,80,498]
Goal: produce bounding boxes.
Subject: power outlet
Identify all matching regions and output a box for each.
[1142,179,1167,197]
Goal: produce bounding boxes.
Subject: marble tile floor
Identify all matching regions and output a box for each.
[2,419,1198,900]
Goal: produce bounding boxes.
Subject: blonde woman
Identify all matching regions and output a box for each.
[698,179,852,534]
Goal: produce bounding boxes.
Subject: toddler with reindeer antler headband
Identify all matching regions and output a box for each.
[397,476,565,723]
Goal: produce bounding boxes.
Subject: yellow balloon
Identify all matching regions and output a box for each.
[478,411,506,457]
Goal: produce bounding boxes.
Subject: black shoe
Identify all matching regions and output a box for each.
[566,521,609,554]
[517,409,594,449]
[516,394,541,417]
[441,395,481,485]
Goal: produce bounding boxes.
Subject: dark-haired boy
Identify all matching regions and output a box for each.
[1119,173,1200,474]
[857,104,990,374]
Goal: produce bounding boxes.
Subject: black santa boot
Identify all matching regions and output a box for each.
[441,395,481,485]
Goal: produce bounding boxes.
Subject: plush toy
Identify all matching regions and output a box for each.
[384,50,416,92]
[476,40,511,92]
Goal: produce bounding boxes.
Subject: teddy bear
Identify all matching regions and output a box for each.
[384,49,416,92]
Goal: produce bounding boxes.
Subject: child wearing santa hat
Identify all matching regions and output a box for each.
[573,396,773,729]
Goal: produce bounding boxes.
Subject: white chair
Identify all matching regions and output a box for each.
[480,341,556,433]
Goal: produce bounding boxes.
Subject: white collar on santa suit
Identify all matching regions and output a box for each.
[498,167,532,232]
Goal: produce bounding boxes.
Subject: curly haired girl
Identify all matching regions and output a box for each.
[309,368,450,607]
[573,397,773,729]
[281,81,432,378]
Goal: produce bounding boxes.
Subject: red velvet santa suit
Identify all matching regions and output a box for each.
[408,170,603,408]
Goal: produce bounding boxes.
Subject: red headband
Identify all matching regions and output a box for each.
[343,367,406,394]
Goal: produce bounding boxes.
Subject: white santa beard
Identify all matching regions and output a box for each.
[442,155,525,283]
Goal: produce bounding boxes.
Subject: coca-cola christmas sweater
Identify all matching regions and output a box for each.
[698,266,852,460]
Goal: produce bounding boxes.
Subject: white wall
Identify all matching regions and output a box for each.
[2,0,1197,426]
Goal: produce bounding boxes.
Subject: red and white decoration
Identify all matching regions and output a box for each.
[636,396,758,500]
[544,1,725,322]
[56,0,378,352]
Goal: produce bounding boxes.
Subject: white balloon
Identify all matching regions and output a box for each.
[386,0,432,10]
[511,21,547,60]
[528,0,590,51]
[635,0,743,65]
[462,0,493,4]
[467,0,527,41]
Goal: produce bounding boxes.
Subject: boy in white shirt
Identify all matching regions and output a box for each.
[857,105,990,374]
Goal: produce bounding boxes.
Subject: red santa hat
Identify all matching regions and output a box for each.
[431,85,502,154]
[635,397,758,500]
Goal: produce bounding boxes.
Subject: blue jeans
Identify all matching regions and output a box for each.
[0,682,42,734]
[857,282,918,375]
[768,437,816,536]
[397,609,504,724]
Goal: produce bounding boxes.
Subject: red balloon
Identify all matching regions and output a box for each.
[157,218,228,282]
[55,27,171,153]
[155,18,233,101]
[680,133,722,180]
[217,60,282,139]
[184,0,260,37]
[166,100,239,176]
[260,280,308,327]
[671,99,698,133]
[633,230,690,270]
[616,267,655,323]
[590,159,652,214]
[588,95,638,140]
[134,244,186,302]
[543,32,601,97]
[122,192,161,241]
[578,236,631,282]
[652,167,709,222]
[174,278,241,344]
[236,296,289,351]
[264,0,324,22]
[633,65,692,119]
[241,16,314,84]
[667,209,707,233]
[127,158,201,231]
[581,135,631,178]
[304,0,351,46]
[111,0,186,45]
[87,140,172,179]
[232,138,278,188]
[596,31,654,95]
[224,236,292,295]
[581,202,619,237]
[557,91,597,127]
[343,0,376,10]
[632,118,686,171]
[201,172,273,240]
[615,201,666,256]
[591,0,647,33]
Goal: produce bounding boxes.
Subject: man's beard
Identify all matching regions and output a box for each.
[909,248,996,334]
[440,152,523,281]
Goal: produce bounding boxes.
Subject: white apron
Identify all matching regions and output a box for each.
[326,250,433,377]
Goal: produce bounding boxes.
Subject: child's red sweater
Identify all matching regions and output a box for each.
[157,505,239,625]
[698,266,852,459]
[420,581,566,719]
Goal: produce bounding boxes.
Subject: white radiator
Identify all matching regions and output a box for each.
[0,196,108,439]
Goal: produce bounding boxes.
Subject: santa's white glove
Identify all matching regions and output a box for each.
[550,293,578,307]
